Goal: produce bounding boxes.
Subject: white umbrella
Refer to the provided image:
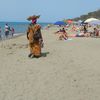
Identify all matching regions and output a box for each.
[89,20,100,25]
[84,18,99,23]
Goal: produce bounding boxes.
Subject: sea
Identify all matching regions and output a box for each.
[0,22,51,39]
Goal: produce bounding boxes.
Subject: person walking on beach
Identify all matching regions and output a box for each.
[11,27,15,37]
[27,15,43,58]
[4,24,10,38]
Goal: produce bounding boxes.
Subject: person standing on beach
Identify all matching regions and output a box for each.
[83,25,87,34]
[11,27,15,37]
[4,24,10,38]
[27,15,43,58]
[0,27,2,39]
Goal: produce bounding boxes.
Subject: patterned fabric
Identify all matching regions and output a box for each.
[27,24,42,57]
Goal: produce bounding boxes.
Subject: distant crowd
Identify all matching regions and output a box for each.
[54,23,100,40]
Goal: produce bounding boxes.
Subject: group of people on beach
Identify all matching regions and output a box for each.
[26,15,100,58]
[0,24,15,39]
[1,15,99,59]
[4,24,15,38]
[77,24,100,37]
[54,23,100,40]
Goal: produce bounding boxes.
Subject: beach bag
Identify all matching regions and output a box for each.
[33,30,41,40]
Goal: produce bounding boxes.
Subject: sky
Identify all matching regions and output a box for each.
[0,0,99,22]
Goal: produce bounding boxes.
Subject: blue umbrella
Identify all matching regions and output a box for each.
[89,20,100,25]
[54,21,66,25]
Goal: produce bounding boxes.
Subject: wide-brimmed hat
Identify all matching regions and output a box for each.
[27,15,40,21]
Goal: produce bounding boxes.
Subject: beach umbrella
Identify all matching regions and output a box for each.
[89,20,100,25]
[54,21,66,25]
[84,18,99,23]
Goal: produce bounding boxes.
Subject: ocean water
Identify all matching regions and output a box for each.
[0,22,51,37]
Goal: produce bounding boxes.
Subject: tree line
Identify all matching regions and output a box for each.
[72,9,100,21]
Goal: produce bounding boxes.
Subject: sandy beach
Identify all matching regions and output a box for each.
[0,27,100,100]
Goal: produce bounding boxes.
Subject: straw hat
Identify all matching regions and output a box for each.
[27,15,40,21]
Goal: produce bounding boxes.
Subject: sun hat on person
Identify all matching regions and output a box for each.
[27,15,40,21]
[27,15,40,24]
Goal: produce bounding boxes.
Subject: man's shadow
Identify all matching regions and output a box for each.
[41,52,49,57]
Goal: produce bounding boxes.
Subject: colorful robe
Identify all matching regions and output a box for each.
[27,24,43,57]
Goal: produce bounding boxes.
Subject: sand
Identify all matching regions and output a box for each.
[0,27,100,100]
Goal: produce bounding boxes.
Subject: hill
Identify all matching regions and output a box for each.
[72,9,100,21]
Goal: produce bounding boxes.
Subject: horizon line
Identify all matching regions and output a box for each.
[0,21,53,23]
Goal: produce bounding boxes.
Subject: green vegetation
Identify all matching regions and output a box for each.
[72,9,100,21]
